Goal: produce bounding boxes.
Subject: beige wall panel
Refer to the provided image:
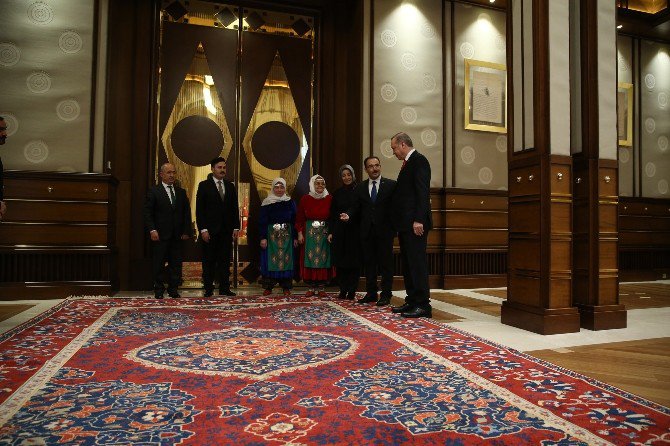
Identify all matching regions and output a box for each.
[0,0,96,172]
[639,41,670,198]
[372,0,444,187]
[453,3,507,190]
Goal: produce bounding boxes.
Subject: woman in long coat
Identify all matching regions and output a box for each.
[259,178,297,295]
[296,174,335,297]
[328,165,360,299]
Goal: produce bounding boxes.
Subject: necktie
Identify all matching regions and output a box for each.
[217,180,225,201]
[167,185,175,207]
[401,159,407,170]
[370,180,377,203]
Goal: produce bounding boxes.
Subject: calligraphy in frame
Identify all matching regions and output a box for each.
[464,59,507,133]
[617,82,633,147]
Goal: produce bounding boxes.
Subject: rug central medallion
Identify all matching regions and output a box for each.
[126,328,358,379]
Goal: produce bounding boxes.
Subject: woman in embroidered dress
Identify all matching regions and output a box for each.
[296,174,335,297]
[259,178,297,295]
[328,165,360,299]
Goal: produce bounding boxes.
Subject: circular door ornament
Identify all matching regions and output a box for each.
[251,121,300,170]
[380,83,398,102]
[619,147,630,164]
[645,162,656,178]
[421,22,436,39]
[421,74,436,92]
[380,139,393,158]
[460,42,475,59]
[401,52,417,71]
[56,99,80,121]
[461,146,475,165]
[496,135,507,152]
[171,115,224,166]
[27,2,54,25]
[401,107,417,124]
[24,140,49,163]
[26,71,51,94]
[59,31,83,54]
[421,129,437,147]
[644,74,656,90]
[380,30,397,48]
[478,167,493,184]
[0,42,20,66]
[659,179,669,195]
[645,118,656,134]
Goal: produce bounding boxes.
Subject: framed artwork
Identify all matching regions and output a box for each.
[617,82,633,147]
[464,59,507,133]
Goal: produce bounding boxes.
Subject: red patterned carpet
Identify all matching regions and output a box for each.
[0,295,668,445]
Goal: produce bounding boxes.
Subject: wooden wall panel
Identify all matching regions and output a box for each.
[0,171,117,299]
[619,197,670,281]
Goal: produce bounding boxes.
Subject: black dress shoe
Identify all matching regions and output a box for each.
[357,294,378,304]
[376,297,391,307]
[220,289,236,296]
[346,291,356,300]
[391,303,412,313]
[401,307,432,318]
[154,293,164,299]
[203,290,214,298]
[338,291,347,299]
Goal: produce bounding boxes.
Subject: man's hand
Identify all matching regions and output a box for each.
[150,230,159,242]
[260,239,268,249]
[412,221,424,237]
[339,213,349,222]
[233,229,239,239]
[327,234,333,243]
[201,231,210,243]
[298,232,304,244]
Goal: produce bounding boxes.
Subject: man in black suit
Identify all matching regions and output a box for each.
[389,132,433,318]
[340,156,397,306]
[143,163,192,299]
[196,156,240,297]
[0,116,8,220]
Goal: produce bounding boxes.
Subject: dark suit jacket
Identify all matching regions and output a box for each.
[195,176,240,235]
[348,177,397,238]
[143,183,192,240]
[0,156,4,202]
[391,150,432,232]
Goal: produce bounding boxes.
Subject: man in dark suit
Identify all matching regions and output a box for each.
[0,116,8,220]
[143,163,192,299]
[340,156,397,306]
[196,156,240,297]
[389,132,433,318]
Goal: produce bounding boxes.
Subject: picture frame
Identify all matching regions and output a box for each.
[617,82,633,147]
[464,59,507,133]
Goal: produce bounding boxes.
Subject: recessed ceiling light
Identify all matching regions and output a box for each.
[490,0,495,3]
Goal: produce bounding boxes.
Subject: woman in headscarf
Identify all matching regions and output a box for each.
[328,165,360,299]
[296,174,335,297]
[259,178,297,295]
